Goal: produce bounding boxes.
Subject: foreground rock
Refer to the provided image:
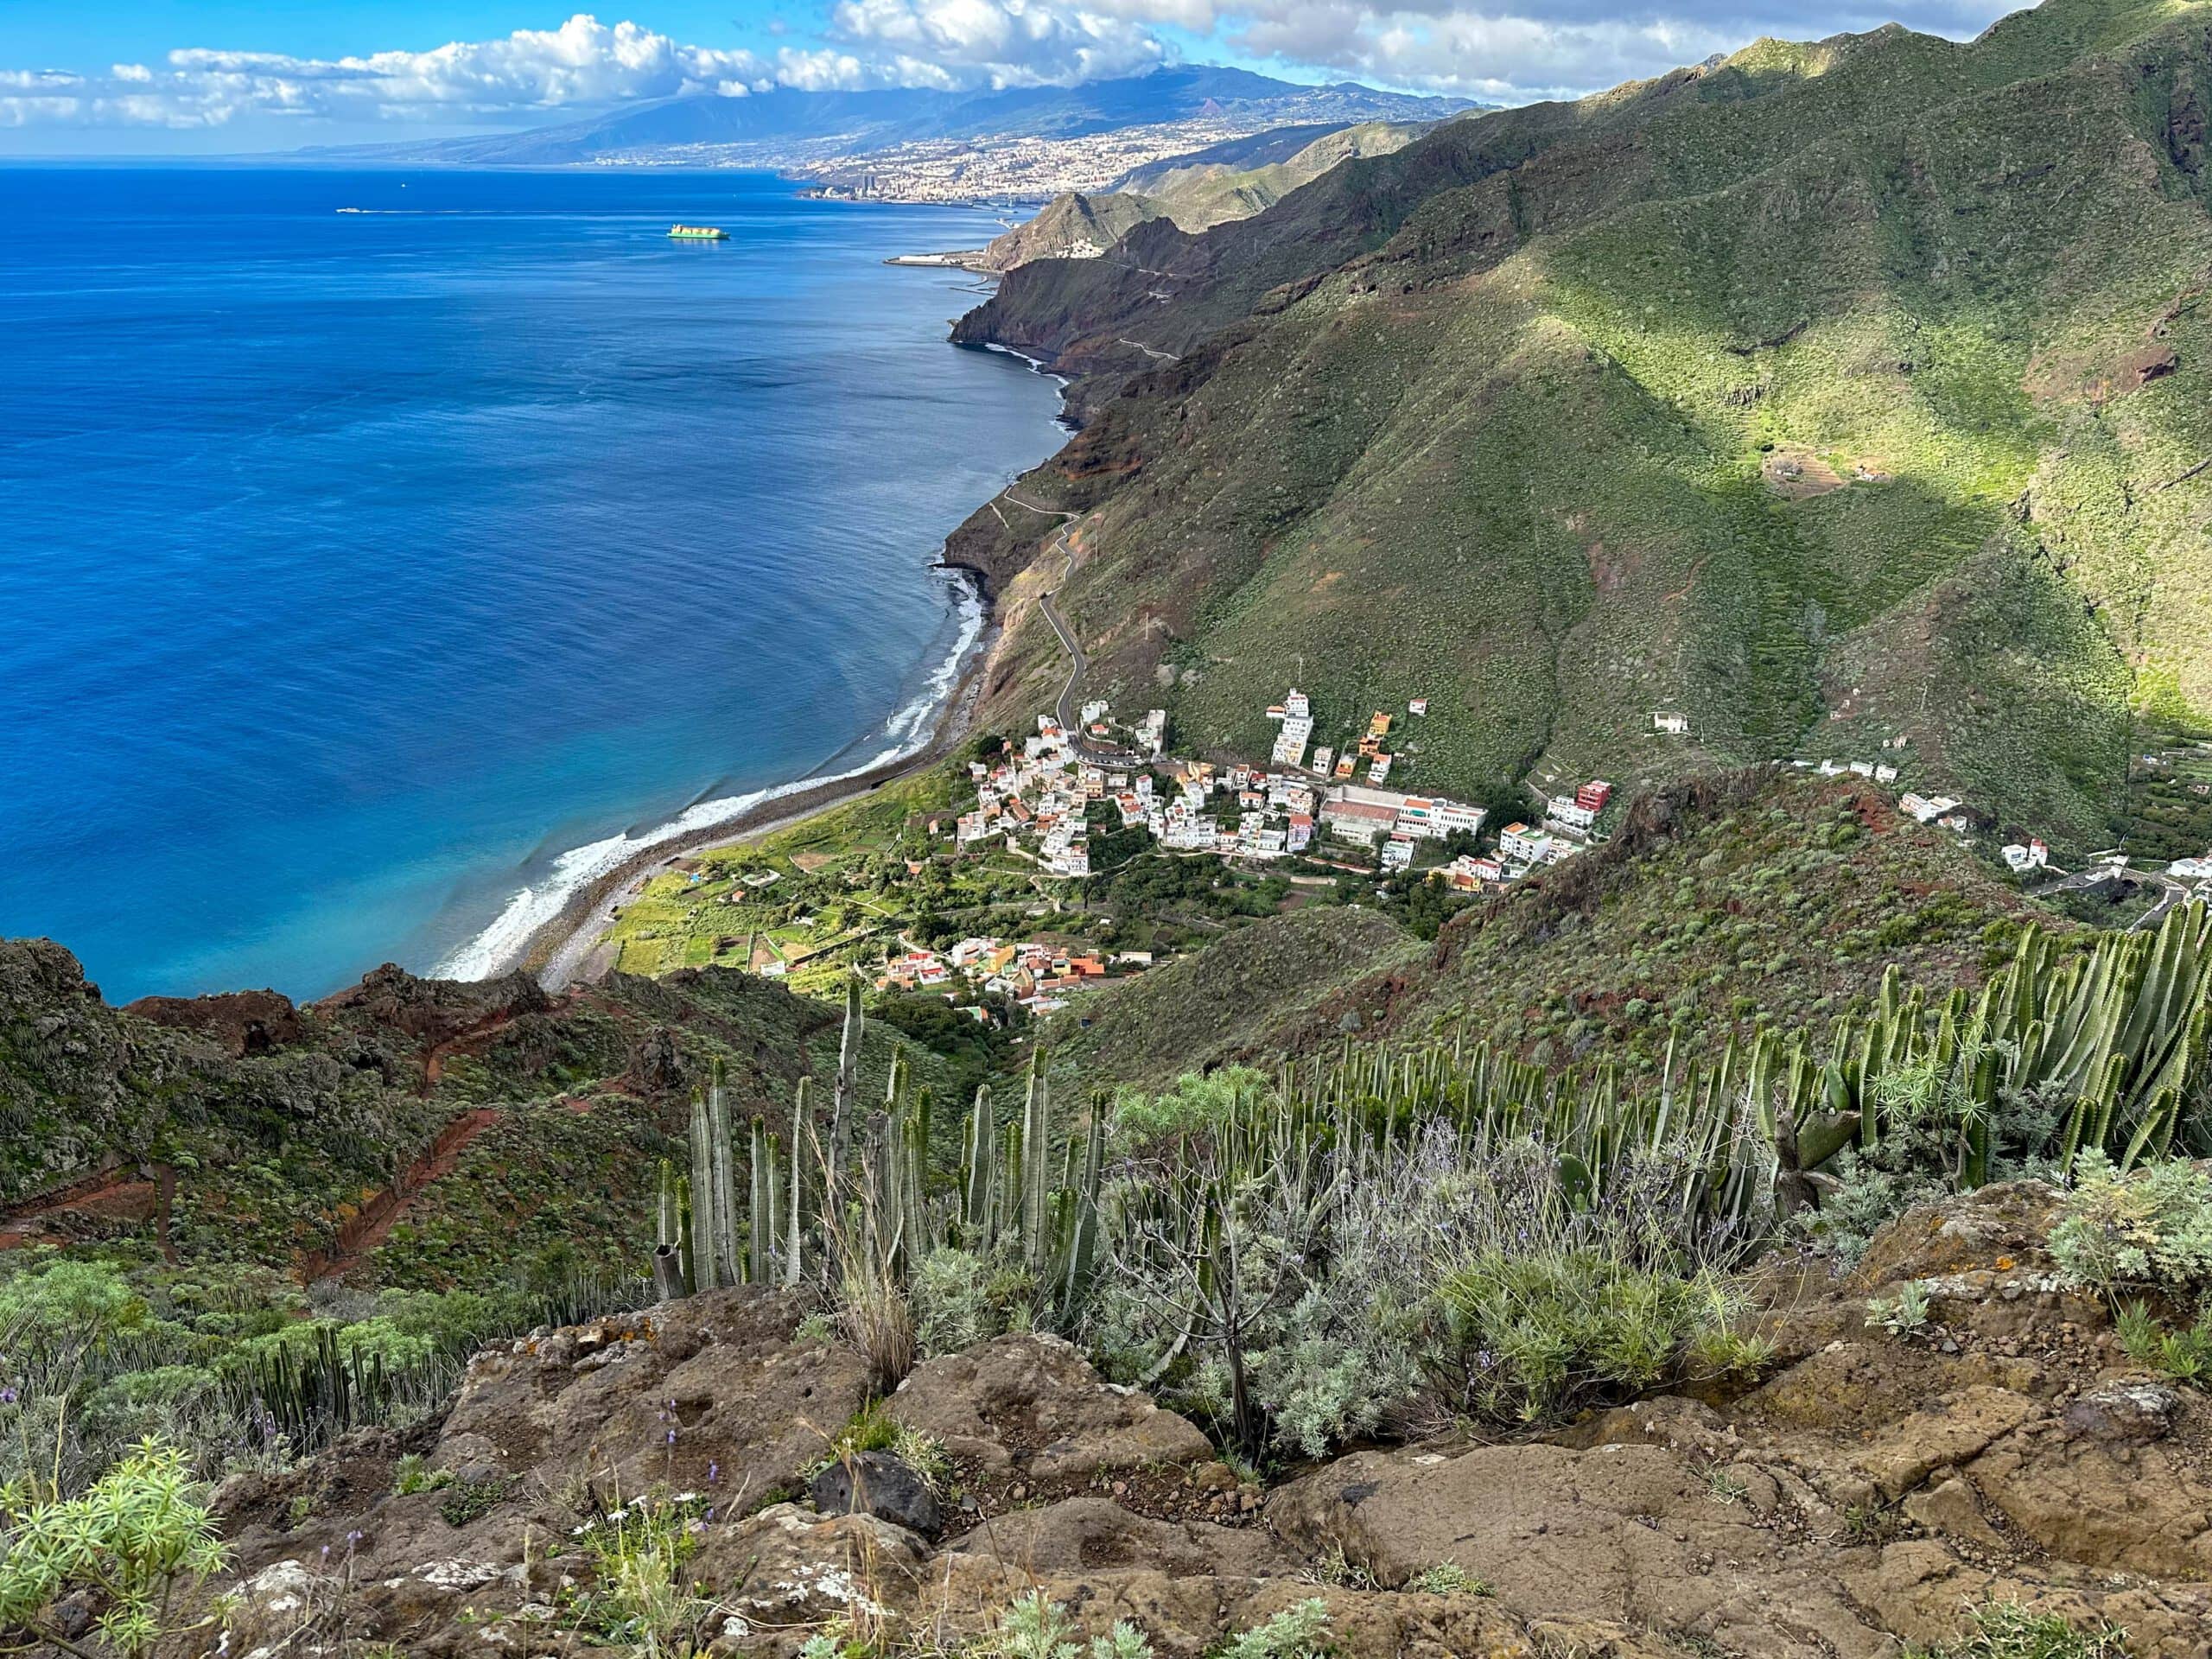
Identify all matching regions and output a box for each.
[204,1186,2212,1657]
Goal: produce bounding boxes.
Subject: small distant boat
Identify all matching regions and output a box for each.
[666,224,728,240]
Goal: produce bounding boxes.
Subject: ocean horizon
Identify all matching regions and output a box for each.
[0,167,1064,1005]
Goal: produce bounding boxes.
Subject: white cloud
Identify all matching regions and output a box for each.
[1097,0,2015,99]
[822,0,1167,86]
[0,1,2025,130]
[1,15,771,130]
[1227,3,1741,98]
[0,3,1166,130]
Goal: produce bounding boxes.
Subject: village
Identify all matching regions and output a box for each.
[874,686,1624,1013]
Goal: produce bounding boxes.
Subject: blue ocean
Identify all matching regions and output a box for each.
[0,168,1061,1003]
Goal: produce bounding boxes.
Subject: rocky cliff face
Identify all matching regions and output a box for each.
[210,1182,2212,1657]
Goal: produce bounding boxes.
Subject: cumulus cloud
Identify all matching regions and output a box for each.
[1096,0,2016,99]
[0,2,1167,130]
[0,0,2025,130]
[0,15,773,130]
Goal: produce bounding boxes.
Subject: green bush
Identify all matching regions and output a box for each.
[2114,1300,2212,1389]
[1109,1069,1270,1154]
[910,1246,1034,1357]
[0,1439,230,1659]
[977,1592,1154,1659]
[1907,1599,2129,1659]
[1435,1247,1725,1423]
[2050,1154,2212,1297]
[1215,1599,1332,1659]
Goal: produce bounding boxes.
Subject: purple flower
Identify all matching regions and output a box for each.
[707,1460,720,1484]
[666,1427,677,1446]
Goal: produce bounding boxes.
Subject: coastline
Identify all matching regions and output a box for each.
[521,625,995,991]
[465,247,1051,997]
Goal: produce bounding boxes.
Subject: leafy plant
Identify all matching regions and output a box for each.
[2050,1154,2212,1298]
[1866,1281,1934,1340]
[391,1452,454,1497]
[1906,1599,2130,1659]
[0,1438,230,1659]
[1214,1599,1332,1659]
[1434,1247,1725,1424]
[560,1496,716,1656]
[979,1592,1154,1659]
[436,1473,512,1528]
[2113,1300,2212,1389]
[1407,1563,1491,1596]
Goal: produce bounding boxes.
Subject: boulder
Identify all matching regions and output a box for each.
[438,1285,871,1499]
[887,1332,1212,1484]
[1270,1441,1897,1659]
[810,1450,944,1539]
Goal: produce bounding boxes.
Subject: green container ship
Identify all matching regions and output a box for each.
[666,224,728,240]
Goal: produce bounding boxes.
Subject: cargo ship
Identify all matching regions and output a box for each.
[666,224,728,240]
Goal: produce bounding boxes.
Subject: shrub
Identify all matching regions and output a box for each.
[1866,1281,1934,1340]
[910,1246,1033,1357]
[2113,1300,2212,1389]
[1109,1069,1270,1154]
[560,1496,715,1656]
[436,1473,511,1528]
[1434,1246,1723,1423]
[0,1439,230,1659]
[1910,1599,2129,1659]
[980,1592,1154,1659]
[1215,1598,1332,1659]
[2049,1154,2212,1297]
[1407,1562,1491,1596]
[391,1452,454,1496]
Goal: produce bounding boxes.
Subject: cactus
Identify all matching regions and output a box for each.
[1021,1050,1052,1278]
[747,1115,772,1284]
[786,1076,812,1287]
[686,1089,717,1291]
[707,1061,742,1290]
[827,977,864,1223]
[960,1084,995,1242]
[651,1159,686,1302]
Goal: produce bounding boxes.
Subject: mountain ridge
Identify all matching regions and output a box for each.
[944,0,2212,853]
[311,69,1473,168]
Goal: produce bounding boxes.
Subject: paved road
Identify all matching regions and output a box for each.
[2026,863,2197,931]
[1033,525,1142,768]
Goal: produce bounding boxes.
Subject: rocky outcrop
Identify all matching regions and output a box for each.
[888,1333,1216,1484]
[124,987,304,1057]
[199,1186,2212,1658]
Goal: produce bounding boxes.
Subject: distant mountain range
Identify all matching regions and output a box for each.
[315,69,1475,169]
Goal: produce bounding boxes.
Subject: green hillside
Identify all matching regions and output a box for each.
[0,944,957,1288]
[1046,770,2058,1085]
[950,0,2212,854]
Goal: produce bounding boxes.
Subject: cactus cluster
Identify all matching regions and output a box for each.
[652,906,2212,1303]
[1287,908,2212,1227]
[648,978,1103,1313]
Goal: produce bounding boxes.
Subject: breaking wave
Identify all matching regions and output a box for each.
[435,568,987,983]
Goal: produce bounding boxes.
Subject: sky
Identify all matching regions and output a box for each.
[0,0,2025,155]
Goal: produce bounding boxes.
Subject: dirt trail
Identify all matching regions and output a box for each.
[0,1161,175,1258]
[299,1106,504,1283]
[420,1007,531,1092]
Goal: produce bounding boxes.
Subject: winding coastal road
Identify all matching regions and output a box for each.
[1009,498,1141,767]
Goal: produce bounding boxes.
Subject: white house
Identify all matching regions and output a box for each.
[1547,796,1597,833]
[1654,711,1690,735]
[1498,823,1549,864]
